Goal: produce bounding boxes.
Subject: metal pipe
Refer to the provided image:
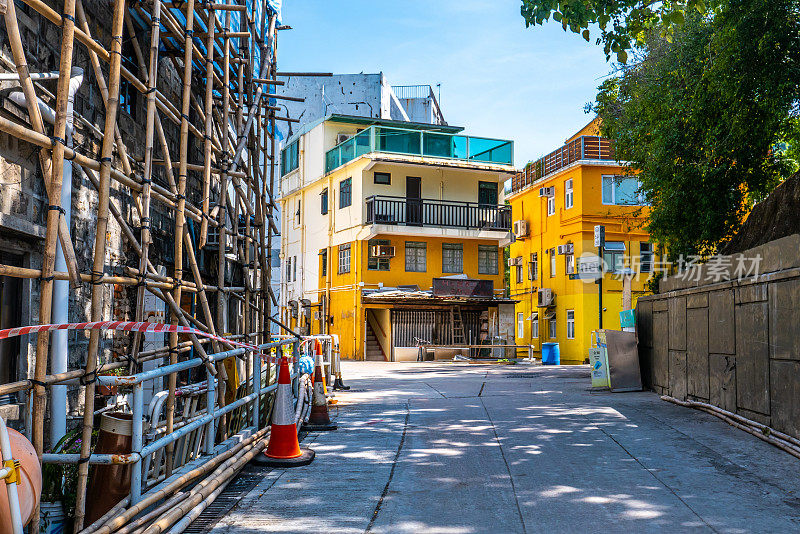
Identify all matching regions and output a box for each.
[204,369,215,455]
[131,383,144,504]
[0,415,24,534]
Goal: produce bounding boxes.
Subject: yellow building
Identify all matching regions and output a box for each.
[507,120,659,364]
[279,114,518,360]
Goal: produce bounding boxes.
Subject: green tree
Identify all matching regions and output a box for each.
[523,0,800,257]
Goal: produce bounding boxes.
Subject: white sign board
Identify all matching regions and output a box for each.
[594,225,605,248]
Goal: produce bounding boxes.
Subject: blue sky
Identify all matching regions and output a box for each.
[278,0,614,167]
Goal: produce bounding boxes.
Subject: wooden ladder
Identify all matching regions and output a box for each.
[451,306,466,345]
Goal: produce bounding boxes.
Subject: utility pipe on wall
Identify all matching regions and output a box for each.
[8,67,84,448]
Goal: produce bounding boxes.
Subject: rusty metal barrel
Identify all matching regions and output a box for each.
[85,412,132,525]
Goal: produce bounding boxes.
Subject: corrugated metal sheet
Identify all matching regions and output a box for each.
[391,309,481,347]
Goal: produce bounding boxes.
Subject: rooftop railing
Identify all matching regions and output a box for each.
[325,125,514,173]
[511,135,616,193]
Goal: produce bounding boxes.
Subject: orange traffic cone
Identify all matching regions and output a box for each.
[303,342,337,431]
[252,354,315,467]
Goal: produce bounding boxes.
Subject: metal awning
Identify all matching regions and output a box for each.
[543,311,556,320]
[528,312,538,321]
[604,241,626,251]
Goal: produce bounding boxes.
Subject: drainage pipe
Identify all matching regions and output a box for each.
[8,67,84,448]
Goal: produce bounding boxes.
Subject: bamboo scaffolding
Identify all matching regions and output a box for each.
[0,0,288,529]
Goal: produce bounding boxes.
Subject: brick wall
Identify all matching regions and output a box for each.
[636,234,800,439]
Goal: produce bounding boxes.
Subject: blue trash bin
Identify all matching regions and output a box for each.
[541,342,560,365]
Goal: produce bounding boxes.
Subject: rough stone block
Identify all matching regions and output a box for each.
[686,292,708,309]
[709,354,736,412]
[669,351,687,400]
[709,289,735,354]
[653,311,669,389]
[686,307,709,400]
[768,279,800,361]
[669,296,686,351]
[770,360,800,439]
[735,302,770,415]
[736,283,768,304]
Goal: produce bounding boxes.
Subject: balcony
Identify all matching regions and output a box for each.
[325,125,514,173]
[365,195,511,231]
[510,135,616,193]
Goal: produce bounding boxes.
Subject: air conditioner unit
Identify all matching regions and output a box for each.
[513,220,528,238]
[336,133,351,144]
[538,186,555,198]
[371,245,396,258]
[506,256,523,267]
[557,243,574,255]
[537,288,554,307]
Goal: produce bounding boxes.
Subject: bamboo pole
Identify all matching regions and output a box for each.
[199,4,216,249]
[73,0,127,528]
[166,0,197,478]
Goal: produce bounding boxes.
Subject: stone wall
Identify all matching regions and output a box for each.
[636,234,800,439]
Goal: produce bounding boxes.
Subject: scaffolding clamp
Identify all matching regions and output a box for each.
[2,459,21,485]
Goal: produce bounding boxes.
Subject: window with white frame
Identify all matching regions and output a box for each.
[516,263,524,284]
[550,248,556,277]
[338,243,351,274]
[292,256,297,282]
[565,178,574,209]
[529,253,538,281]
[565,253,575,274]
[567,310,575,339]
[603,241,626,273]
[285,256,291,282]
[547,195,555,216]
[602,175,645,205]
[531,315,539,339]
[549,317,556,339]
[405,241,426,272]
[478,245,499,275]
[517,312,524,339]
[442,243,463,274]
[640,242,653,273]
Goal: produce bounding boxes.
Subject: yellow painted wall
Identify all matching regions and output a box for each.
[508,162,658,364]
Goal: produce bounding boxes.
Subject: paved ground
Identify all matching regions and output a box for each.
[210,362,800,533]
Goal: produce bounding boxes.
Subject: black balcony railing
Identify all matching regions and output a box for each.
[365,195,512,231]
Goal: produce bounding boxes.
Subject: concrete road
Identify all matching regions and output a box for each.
[210,362,800,533]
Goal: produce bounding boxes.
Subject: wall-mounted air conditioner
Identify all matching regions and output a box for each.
[336,133,351,145]
[371,245,396,258]
[538,186,555,198]
[513,220,528,239]
[557,243,574,255]
[537,288,554,307]
[507,256,523,267]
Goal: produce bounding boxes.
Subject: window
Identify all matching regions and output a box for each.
[529,253,538,281]
[516,264,524,284]
[547,195,555,216]
[320,249,327,277]
[368,239,391,271]
[320,188,328,215]
[549,318,556,339]
[338,243,351,274]
[292,256,297,282]
[567,310,575,339]
[603,241,626,273]
[517,312,524,339]
[531,315,539,339]
[374,172,391,185]
[339,177,352,208]
[550,248,556,277]
[602,175,644,205]
[565,253,575,275]
[295,200,301,225]
[478,245,499,275]
[565,179,573,209]
[442,243,463,274]
[405,241,427,272]
[280,140,299,176]
[478,181,498,205]
[640,242,653,273]
[285,256,291,282]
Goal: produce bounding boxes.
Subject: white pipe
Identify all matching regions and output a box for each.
[0,71,60,81]
[10,67,84,448]
[0,416,24,534]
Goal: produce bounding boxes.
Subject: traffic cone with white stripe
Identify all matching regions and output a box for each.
[253,354,315,467]
[303,341,337,431]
